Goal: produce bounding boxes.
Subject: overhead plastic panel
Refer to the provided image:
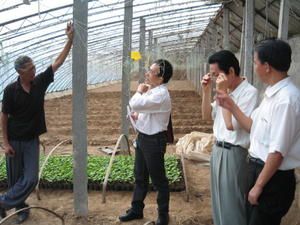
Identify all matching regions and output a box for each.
[0,0,221,97]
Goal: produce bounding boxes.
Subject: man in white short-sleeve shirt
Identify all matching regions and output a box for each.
[216,39,300,225]
[201,50,258,225]
[249,78,300,170]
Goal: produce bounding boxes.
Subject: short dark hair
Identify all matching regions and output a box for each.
[153,59,173,84]
[255,38,291,72]
[208,50,240,76]
[14,55,33,72]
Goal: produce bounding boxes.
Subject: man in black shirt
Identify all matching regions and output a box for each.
[0,22,73,223]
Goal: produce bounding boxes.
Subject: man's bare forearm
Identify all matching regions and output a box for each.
[222,108,234,130]
[254,152,283,189]
[52,39,73,73]
[231,103,252,132]
[202,91,212,120]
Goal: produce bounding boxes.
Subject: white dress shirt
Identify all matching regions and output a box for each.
[212,79,258,148]
[129,84,171,135]
[249,77,300,170]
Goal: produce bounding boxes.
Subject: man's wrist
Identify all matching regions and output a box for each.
[231,103,238,114]
[216,87,227,92]
[202,90,211,96]
[254,182,264,190]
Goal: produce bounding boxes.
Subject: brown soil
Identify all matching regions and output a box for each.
[0,80,299,225]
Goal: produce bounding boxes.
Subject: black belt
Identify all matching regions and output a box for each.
[215,140,240,150]
[138,131,167,138]
[248,156,295,174]
[248,156,265,166]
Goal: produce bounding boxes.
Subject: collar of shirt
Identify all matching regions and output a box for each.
[265,76,290,98]
[146,83,167,94]
[16,77,35,91]
[229,79,248,98]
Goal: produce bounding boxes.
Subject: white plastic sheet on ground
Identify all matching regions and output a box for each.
[176,131,214,162]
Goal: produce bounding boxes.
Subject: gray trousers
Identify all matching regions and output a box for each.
[210,144,248,225]
[1,137,39,210]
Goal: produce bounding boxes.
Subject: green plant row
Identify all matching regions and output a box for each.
[0,155,182,184]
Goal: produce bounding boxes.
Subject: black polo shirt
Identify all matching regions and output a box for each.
[1,66,54,141]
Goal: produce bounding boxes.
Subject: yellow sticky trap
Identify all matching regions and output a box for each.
[131,51,141,61]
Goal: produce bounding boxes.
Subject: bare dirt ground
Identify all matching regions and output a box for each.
[1,80,300,225]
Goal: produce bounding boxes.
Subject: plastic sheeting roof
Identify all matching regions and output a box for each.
[203,0,300,53]
[0,0,221,96]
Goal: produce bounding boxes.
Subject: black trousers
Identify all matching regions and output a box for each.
[131,132,169,215]
[247,160,296,225]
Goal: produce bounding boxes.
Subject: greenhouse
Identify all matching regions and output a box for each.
[0,0,300,224]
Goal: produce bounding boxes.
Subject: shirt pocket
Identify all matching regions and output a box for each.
[255,116,271,147]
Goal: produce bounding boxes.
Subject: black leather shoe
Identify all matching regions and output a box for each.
[119,209,143,222]
[16,210,29,224]
[0,206,6,220]
[15,204,30,224]
[156,214,169,225]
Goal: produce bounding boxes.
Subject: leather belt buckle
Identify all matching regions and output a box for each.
[216,140,232,150]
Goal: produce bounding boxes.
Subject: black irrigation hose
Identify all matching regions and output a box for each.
[102,134,131,203]
[0,206,65,225]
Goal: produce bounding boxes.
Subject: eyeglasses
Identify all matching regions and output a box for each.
[144,67,160,76]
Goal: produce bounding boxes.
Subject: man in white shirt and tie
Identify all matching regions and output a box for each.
[201,50,258,225]
[119,59,173,225]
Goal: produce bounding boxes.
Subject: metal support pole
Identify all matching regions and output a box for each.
[121,0,133,139]
[194,48,197,92]
[196,45,200,93]
[187,55,191,81]
[154,38,158,59]
[72,0,88,216]
[278,0,290,40]
[223,6,230,50]
[148,30,153,64]
[240,5,246,75]
[243,0,254,84]
[139,17,145,82]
